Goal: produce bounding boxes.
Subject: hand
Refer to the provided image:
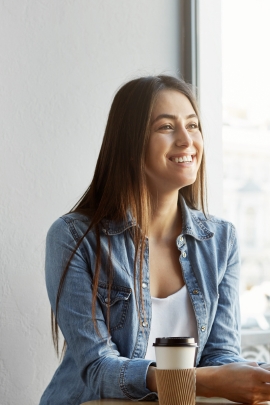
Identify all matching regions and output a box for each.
[196,362,270,404]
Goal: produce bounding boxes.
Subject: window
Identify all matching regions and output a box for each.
[222,0,270,331]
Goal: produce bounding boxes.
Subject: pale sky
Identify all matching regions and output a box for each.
[222,0,270,125]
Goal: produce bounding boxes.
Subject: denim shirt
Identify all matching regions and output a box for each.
[40,196,246,405]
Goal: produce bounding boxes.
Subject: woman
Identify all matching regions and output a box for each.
[40,75,270,405]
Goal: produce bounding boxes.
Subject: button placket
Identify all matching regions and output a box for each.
[177,235,185,249]
[141,257,150,330]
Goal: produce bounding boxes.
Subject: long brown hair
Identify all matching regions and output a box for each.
[52,75,207,356]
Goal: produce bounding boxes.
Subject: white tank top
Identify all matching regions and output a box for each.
[144,285,198,361]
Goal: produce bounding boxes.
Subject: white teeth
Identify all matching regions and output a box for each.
[172,155,193,163]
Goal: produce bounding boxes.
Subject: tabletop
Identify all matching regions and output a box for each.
[81,397,250,405]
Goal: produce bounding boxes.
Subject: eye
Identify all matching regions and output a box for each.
[187,122,198,130]
[160,124,173,130]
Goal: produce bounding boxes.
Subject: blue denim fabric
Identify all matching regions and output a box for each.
[39,196,246,405]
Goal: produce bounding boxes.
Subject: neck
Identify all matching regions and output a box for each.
[148,190,182,242]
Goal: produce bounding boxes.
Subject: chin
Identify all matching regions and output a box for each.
[177,177,197,189]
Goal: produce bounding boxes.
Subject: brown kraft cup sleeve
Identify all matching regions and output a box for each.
[155,368,196,405]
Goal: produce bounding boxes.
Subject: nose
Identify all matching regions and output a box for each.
[175,126,193,148]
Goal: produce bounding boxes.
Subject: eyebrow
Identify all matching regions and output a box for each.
[151,113,198,125]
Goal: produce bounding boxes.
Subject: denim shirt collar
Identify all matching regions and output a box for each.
[101,195,214,241]
[101,212,136,235]
[179,196,214,241]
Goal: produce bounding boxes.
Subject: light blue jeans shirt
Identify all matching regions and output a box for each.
[39,196,246,405]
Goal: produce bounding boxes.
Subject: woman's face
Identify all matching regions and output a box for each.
[145,89,203,194]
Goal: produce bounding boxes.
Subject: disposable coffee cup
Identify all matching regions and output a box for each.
[154,337,198,405]
[153,336,198,369]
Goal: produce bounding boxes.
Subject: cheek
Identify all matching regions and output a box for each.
[152,135,169,154]
[196,137,204,158]
[146,138,165,163]
[197,149,204,169]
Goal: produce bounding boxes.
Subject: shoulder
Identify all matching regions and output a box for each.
[204,214,236,238]
[190,209,237,247]
[180,196,236,243]
[187,202,234,228]
[199,212,235,231]
[47,212,92,244]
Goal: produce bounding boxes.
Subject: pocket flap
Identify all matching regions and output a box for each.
[96,282,131,306]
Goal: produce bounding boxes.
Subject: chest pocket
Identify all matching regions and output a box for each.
[96,282,131,331]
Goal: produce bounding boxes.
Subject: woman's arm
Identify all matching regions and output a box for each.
[45,217,156,400]
[199,225,246,366]
[146,366,157,392]
[196,362,270,403]
[192,225,270,401]
[147,363,270,403]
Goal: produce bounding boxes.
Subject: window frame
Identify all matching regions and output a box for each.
[180,0,223,216]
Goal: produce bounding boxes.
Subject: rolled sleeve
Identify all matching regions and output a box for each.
[119,359,157,400]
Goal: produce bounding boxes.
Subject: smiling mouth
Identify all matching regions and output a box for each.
[169,154,194,163]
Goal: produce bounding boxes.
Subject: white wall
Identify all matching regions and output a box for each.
[0,1,180,404]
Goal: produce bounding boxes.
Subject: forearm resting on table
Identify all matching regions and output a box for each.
[147,362,270,403]
[196,362,270,402]
[196,366,220,397]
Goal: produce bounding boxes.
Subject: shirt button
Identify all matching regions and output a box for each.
[104,298,109,303]
[179,236,184,242]
[201,326,206,332]
[142,321,148,327]
[193,289,199,295]
[142,282,147,289]
[182,252,187,258]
